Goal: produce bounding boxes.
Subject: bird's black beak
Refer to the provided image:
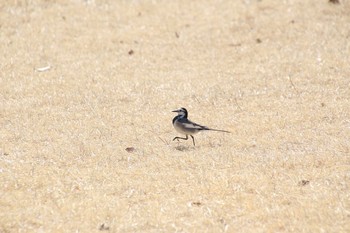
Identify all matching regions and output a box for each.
[172,109,180,113]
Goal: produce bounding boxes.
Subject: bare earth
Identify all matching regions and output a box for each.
[1,0,349,232]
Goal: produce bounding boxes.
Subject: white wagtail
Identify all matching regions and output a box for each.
[172,107,230,146]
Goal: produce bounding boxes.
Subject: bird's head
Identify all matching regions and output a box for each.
[172,107,188,118]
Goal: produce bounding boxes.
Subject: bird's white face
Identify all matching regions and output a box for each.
[172,108,187,117]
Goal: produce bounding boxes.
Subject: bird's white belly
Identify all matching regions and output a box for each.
[174,121,200,135]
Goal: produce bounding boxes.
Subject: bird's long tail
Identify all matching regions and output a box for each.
[208,128,231,133]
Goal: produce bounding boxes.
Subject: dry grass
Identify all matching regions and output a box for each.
[1,0,350,232]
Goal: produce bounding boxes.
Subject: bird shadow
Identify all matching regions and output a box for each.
[175,145,193,151]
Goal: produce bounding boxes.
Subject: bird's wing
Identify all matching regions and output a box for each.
[178,118,230,133]
[180,119,210,130]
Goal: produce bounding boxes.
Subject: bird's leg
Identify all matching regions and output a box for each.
[190,135,195,146]
[173,135,188,142]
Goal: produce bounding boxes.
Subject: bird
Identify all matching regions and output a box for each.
[172,107,230,146]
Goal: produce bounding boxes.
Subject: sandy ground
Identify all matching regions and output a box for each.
[1,0,350,232]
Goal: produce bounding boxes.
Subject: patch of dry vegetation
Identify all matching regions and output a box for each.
[1,0,349,232]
